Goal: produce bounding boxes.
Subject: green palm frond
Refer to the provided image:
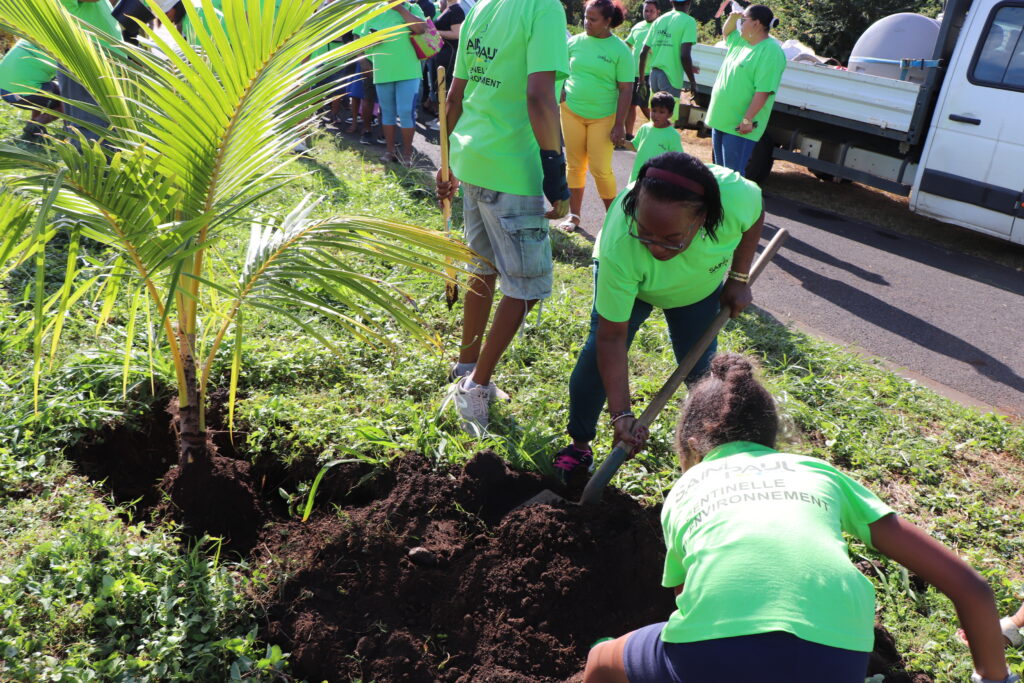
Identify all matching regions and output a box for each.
[0,0,478,448]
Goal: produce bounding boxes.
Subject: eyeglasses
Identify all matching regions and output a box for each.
[627,215,704,252]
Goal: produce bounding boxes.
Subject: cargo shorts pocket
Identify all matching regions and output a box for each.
[496,214,552,279]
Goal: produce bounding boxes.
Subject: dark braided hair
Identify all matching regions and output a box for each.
[587,0,626,28]
[676,353,778,461]
[622,152,724,242]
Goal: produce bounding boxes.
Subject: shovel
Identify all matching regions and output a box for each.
[521,226,789,508]
[437,65,459,310]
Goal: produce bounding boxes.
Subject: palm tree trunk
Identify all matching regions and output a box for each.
[177,329,207,468]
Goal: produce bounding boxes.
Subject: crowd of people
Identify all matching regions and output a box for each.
[1,2,1021,682]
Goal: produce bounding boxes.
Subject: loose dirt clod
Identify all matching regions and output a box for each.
[407,546,439,566]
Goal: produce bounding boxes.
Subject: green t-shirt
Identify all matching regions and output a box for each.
[450,0,569,197]
[564,33,633,119]
[629,122,682,182]
[625,20,654,75]
[60,0,122,43]
[660,442,894,651]
[358,1,425,84]
[592,163,761,321]
[705,31,786,141]
[0,41,56,95]
[642,10,697,89]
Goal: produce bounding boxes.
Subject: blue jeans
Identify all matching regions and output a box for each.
[712,128,758,177]
[376,78,419,128]
[566,263,721,443]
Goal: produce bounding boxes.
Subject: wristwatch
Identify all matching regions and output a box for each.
[971,673,1021,683]
[741,117,753,126]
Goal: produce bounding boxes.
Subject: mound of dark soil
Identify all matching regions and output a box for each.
[67,408,938,683]
[258,451,671,682]
[161,455,266,554]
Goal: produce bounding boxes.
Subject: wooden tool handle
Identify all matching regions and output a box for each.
[579,227,789,505]
[437,65,451,223]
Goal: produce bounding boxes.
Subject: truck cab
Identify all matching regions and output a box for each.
[683,0,1024,244]
[911,1,1024,242]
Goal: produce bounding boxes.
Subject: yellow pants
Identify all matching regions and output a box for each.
[560,102,617,200]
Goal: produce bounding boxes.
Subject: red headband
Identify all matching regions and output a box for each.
[643,167,705,196]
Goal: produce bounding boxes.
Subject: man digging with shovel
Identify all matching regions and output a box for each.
[436,0,571,436]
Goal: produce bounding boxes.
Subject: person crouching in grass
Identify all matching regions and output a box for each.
[583,353,1017,683]
[0,40,62,145]
[626,91,683,183]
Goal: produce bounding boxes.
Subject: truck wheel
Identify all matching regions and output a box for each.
[745,137,775,184]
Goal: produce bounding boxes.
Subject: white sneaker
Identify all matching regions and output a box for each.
[448,364,510,402]
[445,377,491,436]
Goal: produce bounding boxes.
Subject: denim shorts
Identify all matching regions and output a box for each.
[461,182,552,301]
[649,68,682,99]
[623,622,870,683]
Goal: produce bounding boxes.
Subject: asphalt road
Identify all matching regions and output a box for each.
[404,123,1024,418]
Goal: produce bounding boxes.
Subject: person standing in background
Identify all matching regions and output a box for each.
[59,0,122,141]
[705,4,785,176]
[436,0,570,435]
[638,0,698,119]
[555,0,633,233]
[0,39,62,145]
[623,0,659,140]
[627,91,683,183]
[356,0,427,165]
[425,0,475,131]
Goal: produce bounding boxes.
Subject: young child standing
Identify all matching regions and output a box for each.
[584,353,1016,683]
[627,90,683,182]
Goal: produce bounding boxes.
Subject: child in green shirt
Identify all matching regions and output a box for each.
[583,354,1015,683]
[627,90,683,182]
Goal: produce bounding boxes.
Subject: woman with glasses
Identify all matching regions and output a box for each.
[552,151,763,482]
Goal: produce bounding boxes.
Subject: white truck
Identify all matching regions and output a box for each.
[681,0,1024,244]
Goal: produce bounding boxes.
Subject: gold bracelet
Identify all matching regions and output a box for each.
[727,270,750,283]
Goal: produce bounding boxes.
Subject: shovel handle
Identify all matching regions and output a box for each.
[437,65,452,225]
[580,227,789,505]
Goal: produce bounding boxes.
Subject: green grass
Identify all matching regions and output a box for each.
[2,103,1024,681]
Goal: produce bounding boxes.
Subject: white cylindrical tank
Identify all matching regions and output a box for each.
[848,13,942,83]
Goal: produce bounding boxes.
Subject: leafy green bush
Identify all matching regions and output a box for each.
[0,479,281,681]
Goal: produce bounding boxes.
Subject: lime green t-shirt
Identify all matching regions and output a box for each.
[642,10,697,89]
[60,0,122,43]
[625,20,654,75]
[0,41,56,95]
[629,122,682,182]
[592,163,761,321]
[450,0,569,197]
[660,442,894,651]
[705,31,786,141]
[564,33,633,120]
[359,1,425,84]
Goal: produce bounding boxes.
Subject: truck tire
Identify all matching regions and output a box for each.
[745,137,775,184]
